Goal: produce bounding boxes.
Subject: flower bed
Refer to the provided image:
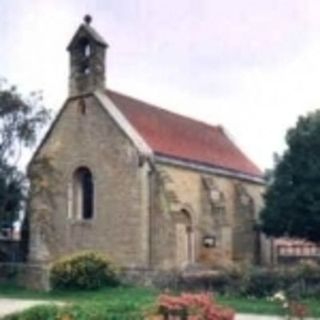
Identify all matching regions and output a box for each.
[151,293,234,320]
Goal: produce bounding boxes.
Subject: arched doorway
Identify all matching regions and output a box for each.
[175,209,194,267]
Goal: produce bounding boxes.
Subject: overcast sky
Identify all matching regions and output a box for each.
[2,0,320,171]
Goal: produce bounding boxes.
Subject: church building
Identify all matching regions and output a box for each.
[27,16,266,272]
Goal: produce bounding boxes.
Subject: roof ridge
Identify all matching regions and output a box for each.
[106,88,222,132]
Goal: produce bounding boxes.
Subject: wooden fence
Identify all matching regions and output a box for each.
[276,243,320,264]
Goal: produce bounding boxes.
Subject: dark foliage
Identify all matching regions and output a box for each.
[0,79,50,227]
[261,110,320,242]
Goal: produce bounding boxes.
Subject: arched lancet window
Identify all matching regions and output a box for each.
[84,43,91,57]
[73,167,94,220]
[77,38,91,76]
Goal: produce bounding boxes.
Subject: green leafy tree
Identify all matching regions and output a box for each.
[261,110,320,242]
[0,79,50,229]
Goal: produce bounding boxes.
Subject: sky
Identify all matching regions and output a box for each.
[2,0,320,171]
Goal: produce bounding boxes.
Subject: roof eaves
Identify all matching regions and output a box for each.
[27,96,74,174]
[154,153,265,185]
[83,24,109,47]
[67,24,108,50]
[94,90,153,158]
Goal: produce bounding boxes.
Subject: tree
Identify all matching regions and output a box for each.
[261,110,320,242]
[0,80,50,229]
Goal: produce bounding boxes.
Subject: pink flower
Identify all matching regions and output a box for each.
[156,292,235,320]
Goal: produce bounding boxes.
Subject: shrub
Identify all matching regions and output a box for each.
[2,305,59,320]
[237,264,320,299]
[154,293,235,320]
[50,251,119,290]
[2,304,145,320]
[289,301,309,319]
[241,268,281,298]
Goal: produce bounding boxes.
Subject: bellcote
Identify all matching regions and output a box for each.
[67,15,109,97]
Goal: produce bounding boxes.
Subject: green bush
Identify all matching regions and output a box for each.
[2,304,144,320]
[226,264,320,298]
[2,305,59,320]
[50,251,119,290]
[241,268,281,298]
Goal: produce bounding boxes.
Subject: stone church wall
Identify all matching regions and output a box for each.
[27,94,266,272]
[28,94,150,268]
[150,163,265,269]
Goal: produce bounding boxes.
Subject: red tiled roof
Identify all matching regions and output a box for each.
[106,90,263,178]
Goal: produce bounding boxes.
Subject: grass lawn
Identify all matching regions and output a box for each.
[0,284,320,317]
[0,286,157,317]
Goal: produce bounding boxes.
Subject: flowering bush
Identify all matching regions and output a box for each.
[154,293,234,320]
[289,301,309,320]
[270,291,287,306]
[50,251,119,290]
[270,291,309,320]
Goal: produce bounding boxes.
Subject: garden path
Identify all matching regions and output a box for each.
[0,299,63,317]
[237,315,286,319]
[236,315,317,320]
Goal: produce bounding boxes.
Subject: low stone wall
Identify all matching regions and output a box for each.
[2,263,320,299]
[120,267,221,291]
[120,267,179,289]
[0,263,50,291]
[121,266,320,298]
[0,261,220,292]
